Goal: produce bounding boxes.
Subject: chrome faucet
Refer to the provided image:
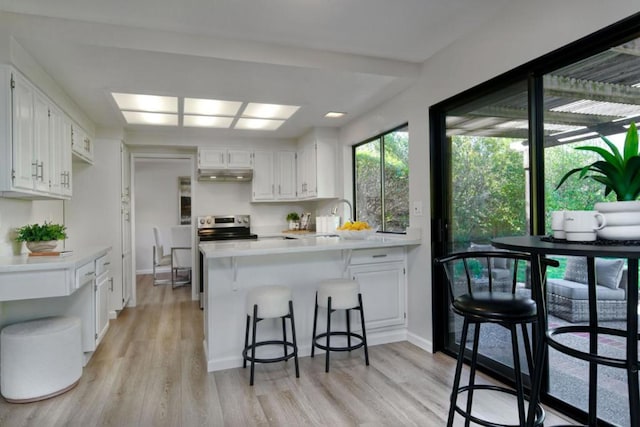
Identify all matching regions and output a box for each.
[332,198,353,222]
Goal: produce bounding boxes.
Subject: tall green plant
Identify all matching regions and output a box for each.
[556,122,640,201]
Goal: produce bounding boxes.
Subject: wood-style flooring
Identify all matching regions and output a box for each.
[0,275,577,426]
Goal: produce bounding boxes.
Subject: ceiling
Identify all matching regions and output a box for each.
[0,0,511,140]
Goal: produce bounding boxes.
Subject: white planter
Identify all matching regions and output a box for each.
[595,201,640,240]
[25,240,58,252]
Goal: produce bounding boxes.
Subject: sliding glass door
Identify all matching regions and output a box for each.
[431,17,640,426]
[440,81,532,379]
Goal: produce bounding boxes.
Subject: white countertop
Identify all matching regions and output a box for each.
[199,234,420,258]
[0,246,111,273]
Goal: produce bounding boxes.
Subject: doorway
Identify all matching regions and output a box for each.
[130,154,197,301]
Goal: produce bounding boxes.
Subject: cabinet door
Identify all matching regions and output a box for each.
[95,274,110,345]
[198,148,226,168]
[32,92,50,192]
[12,74,35,190]
[349,261,406,329]
[228,150,253,169]
[252,151,275,200]
[48,106,64,196]
[305,143,317,197]
[276,151,297,200]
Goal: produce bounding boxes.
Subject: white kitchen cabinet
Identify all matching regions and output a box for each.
[252,150,296,201]
[348,247,407,330]
[49,106,72,197]
[95,252,111,346]
[252,151,275,200]
[296,128,336,199]
[0,66,74,199]
[71,124,94,164]
[198,148,253,169]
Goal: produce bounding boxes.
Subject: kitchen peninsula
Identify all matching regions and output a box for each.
[200,234,421,372]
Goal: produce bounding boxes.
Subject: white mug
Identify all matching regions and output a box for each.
[550,211,565,239]
[563,210,606,241]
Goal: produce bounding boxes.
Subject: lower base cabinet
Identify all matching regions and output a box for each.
[348,249,406,330]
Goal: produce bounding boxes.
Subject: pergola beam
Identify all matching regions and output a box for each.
[543,74,640,104]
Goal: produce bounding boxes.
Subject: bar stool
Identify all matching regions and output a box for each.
[242,285,299,386]
[311,278,369,373]
[435,251,549,427]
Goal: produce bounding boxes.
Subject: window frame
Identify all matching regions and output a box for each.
[352,122,409,234]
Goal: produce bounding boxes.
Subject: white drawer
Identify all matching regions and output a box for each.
[75,261,96,289]
[349,247,405,265]
[95,253,111,276]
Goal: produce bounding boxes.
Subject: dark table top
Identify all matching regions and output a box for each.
[492,235,640,259]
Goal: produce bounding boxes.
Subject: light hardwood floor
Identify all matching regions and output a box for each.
[0,275,577,426]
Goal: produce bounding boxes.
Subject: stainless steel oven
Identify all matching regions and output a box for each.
[197,215,258,307]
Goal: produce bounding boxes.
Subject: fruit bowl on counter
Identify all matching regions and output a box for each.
[335,221,378,240]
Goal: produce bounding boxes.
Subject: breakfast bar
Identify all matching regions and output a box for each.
[200,235,420,372]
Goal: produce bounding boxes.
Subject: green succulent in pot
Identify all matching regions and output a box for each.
[15,221,68,242]
[556,122,640,201]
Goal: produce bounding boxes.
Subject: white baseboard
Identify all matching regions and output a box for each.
[407,331,433,353]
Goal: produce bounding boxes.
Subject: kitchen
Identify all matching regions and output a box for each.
[0,2,636,425]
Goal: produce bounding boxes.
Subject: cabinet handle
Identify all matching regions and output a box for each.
[372,254,388,258]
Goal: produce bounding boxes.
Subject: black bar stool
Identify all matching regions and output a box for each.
[311,278,369,372]
[242,285,299,386]
[435,251,549,427]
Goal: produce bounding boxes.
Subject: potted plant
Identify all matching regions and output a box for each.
[556,122,640,238]
[286,212,300,230]
[15,221,68,252]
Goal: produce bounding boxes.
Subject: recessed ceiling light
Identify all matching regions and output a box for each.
[235,118,285,131]
[325,111,346,118]
[122,111,178,126]
[183,115,233,128]
[112,93,177,113]
[242,103,300,120]
[184,98,242,116]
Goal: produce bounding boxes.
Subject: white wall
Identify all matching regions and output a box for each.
[338,1,639,351]
[134,158,191,272]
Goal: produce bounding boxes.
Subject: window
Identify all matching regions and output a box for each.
[353,124,409,233]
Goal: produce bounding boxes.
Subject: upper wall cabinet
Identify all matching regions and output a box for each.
[252,151,296,202]
[297,128,337,200]
[0,66,75,199]
[198,148,253,169]
[71,124,94,164]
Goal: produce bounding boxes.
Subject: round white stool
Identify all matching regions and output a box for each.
[311,279,369,372]
[242,285,299,385]
[1,316,82,403]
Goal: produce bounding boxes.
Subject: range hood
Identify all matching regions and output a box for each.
[197,169,253,182]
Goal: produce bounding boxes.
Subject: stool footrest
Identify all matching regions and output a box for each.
[242,340,297,364]
[313,331,365,352]
[454,384,545,427]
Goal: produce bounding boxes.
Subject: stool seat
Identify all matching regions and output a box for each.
[246,285,291,318]
[1,316,82,403]
[317,279,359,309]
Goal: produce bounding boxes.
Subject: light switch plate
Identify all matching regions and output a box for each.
[412,201,423,216]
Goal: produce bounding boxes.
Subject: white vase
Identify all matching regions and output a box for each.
[26,240,58,252]
[595,201,640,240]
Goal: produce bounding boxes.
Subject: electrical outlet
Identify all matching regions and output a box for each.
[413,201,423,216]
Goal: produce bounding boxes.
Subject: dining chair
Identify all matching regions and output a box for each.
[435,250,547,427]
[152,226,172,285]
[170,225,192,288]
